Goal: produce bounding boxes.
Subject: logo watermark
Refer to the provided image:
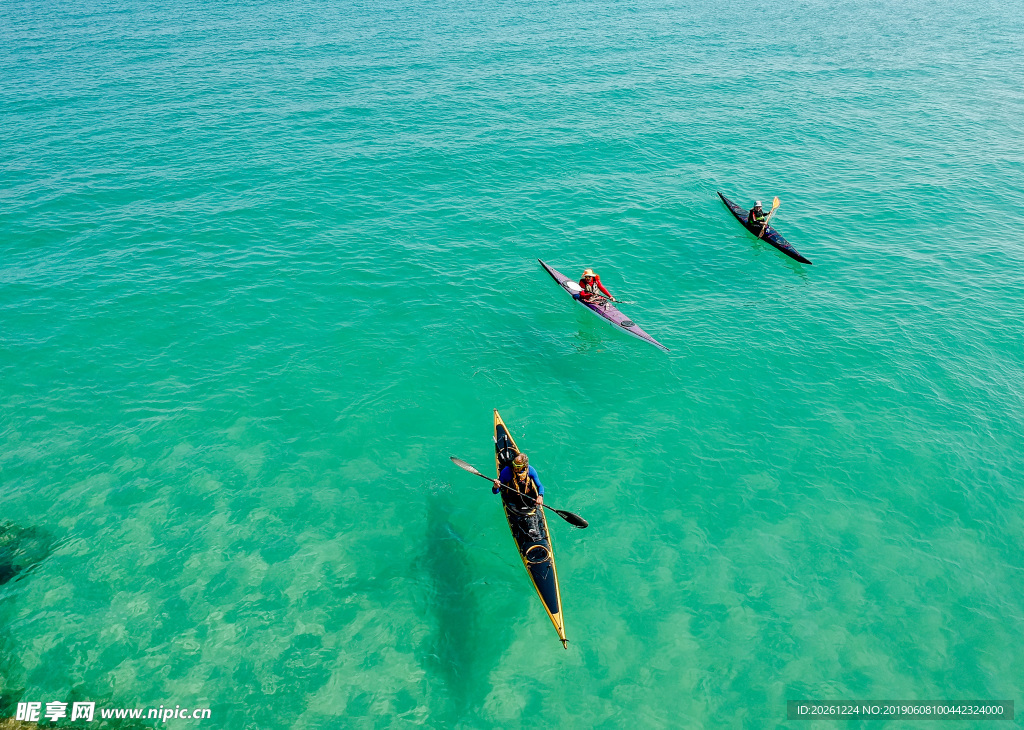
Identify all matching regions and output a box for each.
[14,701,211,723]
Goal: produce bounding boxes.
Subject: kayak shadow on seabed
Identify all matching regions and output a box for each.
[415,493,507,721]
[571,328,610,353]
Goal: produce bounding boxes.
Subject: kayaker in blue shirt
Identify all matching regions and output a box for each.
[493,453,544,508]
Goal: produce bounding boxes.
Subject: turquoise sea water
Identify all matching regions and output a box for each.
[3,0,1024,726]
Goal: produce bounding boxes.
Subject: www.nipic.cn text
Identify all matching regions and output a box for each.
[15,701,211,723]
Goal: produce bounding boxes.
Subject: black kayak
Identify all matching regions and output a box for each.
[718,191,812,265]
[493,409,567,648]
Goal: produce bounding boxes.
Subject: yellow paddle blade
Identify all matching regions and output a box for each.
[771,196,781,210]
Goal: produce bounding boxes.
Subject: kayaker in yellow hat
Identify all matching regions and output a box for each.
[575,269,612,303]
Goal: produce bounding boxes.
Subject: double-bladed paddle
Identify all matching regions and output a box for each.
[449,456,589,529]
[758,196,781,239]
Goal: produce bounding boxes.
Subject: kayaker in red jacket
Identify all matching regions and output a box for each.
[575,269,612,302]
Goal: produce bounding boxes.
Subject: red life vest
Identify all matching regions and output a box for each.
[579,275,609,298]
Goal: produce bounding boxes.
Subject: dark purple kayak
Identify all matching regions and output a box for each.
[538,260,668,352]
[718,191,812,265]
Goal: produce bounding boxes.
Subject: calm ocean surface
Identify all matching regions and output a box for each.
[2,0,1023,726]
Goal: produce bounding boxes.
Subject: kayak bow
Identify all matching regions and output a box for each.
[717,191,812,265]
[493,409,568,648]
[538,260,668,352]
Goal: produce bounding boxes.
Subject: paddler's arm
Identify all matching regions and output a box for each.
[493,466,512,494]
[595,277,612,298]
[528,466,545,506]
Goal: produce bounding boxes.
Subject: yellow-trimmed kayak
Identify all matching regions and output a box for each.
[493,410,567,648]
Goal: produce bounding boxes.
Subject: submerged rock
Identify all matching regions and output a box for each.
[0,719,43,729]
[0,521,52,587]
[0,713,155,729]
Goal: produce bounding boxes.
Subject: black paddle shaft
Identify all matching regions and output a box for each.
[449,456,589,529]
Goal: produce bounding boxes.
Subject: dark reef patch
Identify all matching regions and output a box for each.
[0,521,52,587]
